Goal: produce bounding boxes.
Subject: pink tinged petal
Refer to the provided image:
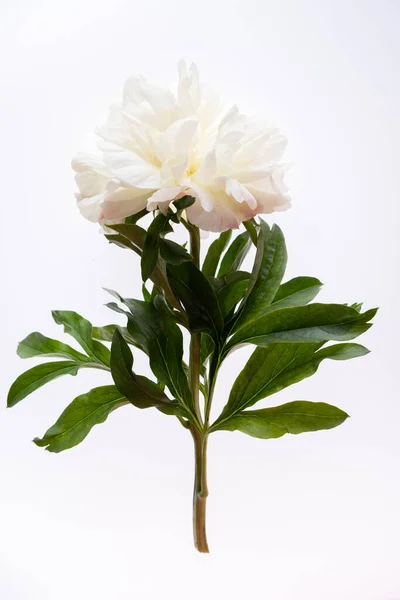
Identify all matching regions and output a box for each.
[102,143,161,189]
[146,186,184,212]
[187,183,215,212]
[186,197,240,232]
[225,178,257,209]
[101,186,150,220]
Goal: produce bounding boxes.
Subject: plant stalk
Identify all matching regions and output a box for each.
[191,426,209,553]
[188,224,209,552]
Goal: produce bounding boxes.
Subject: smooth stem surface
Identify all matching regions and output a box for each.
[189,225,202,425]
[188,225,209,552]
[191,426,209,553]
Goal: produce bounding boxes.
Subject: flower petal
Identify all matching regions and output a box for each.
[102,143,161,188]
[147,186,184,212]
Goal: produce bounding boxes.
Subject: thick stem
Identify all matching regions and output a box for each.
[188,224,209,552]
[189,225,202,424]
[191,426,209,553]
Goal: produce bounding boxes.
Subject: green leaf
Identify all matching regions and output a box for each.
[217,342,368,421]
[227,304,377,350]
[173,195,196,211]
[17,332,88,363]
[218,231,252,277]
[110,330,178,414]
[167,262,224,342]
[216,401,349,439]
[105,234,138,252]
[141,213,168,281]
[271,276,323,311]
[52,311,111,367]
[216,275,250,318]
[202,230,232,277]
[235,222,287,328]
[159,239,192,264]
[33,385,128,453]
[108,223,146,251]
[92,324,138,347]
[108,295,192,408]
[142,284,152,302]
[125,208,149,224]
[7,361,79,407]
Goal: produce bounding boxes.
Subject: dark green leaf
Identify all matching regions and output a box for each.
[141,213,168,281]
[173,195,196,211]
[159,239,192,264]
[218,342,368,421]
[108,223,146,251]
[108,296,192,408]
[271,276,323,311]
[167,262,224,342]
[17,332,88,363]
[202,230,232,277]
[110,330,178,414]
[125,208,149,224]
[142,284,152,302]
[216,401,348,439]
[105,234,138,252]
[52,311,111,367]
[217,277,250,318]
[33,385,128,452]
[218,231,252,277]
[228,304,377,350]
[235,222,287,328]
[7,361,79,407]
[92,324,138,347]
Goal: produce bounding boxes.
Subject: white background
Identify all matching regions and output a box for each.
[1,1,399,598]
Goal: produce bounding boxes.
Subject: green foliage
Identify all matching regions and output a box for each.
[33,386,128,452]
[216,342,368,425]
[167,262,224,343]
[7,214,376,465]
[214,401,349,439]
[110,329,181,415]
[218,231,251,276]
[202,230,232,277]
[8,361,80,407]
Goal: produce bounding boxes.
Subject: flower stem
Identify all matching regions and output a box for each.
[191,425,209,553]
[188,224,209,552]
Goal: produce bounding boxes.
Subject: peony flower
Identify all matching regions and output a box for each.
[72,61,290,232]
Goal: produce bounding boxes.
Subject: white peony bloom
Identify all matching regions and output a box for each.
[72,61,290,232]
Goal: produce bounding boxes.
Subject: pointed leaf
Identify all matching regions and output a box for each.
[108,223,146,251]
[141,213,168,281]
[216,401,348,439]
[52,311,111,367]
[271,276,323,311]
[228,304,377,350]
[202,230,232,277]
[108,296,192,408]
[159,239,192,264]
[17,332,88,363]
[167,262,224,342]
[218,231,252,276]
[235,222,287,328]
[33,385,128,452]
[110,330,178,414]
[217,342,369,422]
[7,361,79,407]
